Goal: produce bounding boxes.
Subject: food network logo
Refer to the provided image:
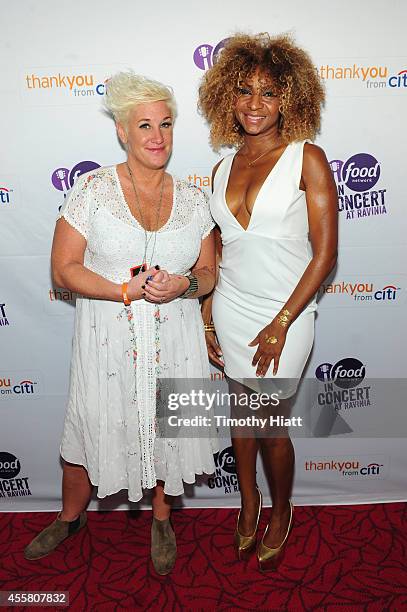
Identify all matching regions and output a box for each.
[329,153,387,221]
[0,452,32,499]
[315,358,372,411]
[25,71,108,98]
[193,38,229,70]
[304,455,387,479]
[51,160,101,200]
[207,445,239,494]
[0,304,10,328]
[317,63,406,90]
[319,281,401,303]
[0,186,13,205]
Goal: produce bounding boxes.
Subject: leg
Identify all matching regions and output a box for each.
[257,398,295,547]
[150,480,176,575]
[24,460,91,560]
[151,481,172,520]
[232,436,260,535]
[60,461,93,521]
[229,379,260,536]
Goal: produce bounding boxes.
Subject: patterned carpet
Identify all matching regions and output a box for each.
[1,503,406,611]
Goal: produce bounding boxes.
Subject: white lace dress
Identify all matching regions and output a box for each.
[58,166,218,501]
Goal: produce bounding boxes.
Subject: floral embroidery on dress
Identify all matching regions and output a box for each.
[126,307,138,369]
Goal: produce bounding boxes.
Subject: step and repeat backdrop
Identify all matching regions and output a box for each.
[1,1,406,511]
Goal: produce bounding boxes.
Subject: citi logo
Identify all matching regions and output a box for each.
[359,463,383,476]
[0,378,37,395]
[388,69,407,88]
[0,186,13,204]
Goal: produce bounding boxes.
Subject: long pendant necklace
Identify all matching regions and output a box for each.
[240,145,276,167]
[126,162,165,267]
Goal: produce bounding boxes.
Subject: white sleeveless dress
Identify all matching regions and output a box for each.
[210,140,316,398]
[58,166,218,502]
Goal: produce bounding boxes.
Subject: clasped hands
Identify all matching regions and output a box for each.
[126,266,189,304]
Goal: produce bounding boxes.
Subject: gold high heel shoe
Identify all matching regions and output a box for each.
[234,488,262,560]
[257,500,293,572]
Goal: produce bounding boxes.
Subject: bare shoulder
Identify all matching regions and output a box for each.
[303,142,329,166]
[302,143,336,193]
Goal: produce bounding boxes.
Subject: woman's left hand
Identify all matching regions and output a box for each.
[248,320,288,377]
[142,273,189,304]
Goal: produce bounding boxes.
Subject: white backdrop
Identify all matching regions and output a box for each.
[1,0,406,511]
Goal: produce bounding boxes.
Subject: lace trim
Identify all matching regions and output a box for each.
[125,304,162,490]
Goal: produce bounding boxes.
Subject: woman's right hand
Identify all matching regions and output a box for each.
[205,331,224,368]
[126,267,166,301]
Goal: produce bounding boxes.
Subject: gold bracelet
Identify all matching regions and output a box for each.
[204,323,215,332]
[277,308,292,328]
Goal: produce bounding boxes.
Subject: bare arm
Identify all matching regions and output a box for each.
[51,217,160,302]
[282,143,338,318]
[250,143,338,376]
[201,226,222,319]
[201,161,224,367]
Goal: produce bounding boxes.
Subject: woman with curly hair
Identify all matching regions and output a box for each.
[200,33,338,571]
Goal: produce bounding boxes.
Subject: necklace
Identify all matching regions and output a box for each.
[126,162,165,267]
[241,145,276,167]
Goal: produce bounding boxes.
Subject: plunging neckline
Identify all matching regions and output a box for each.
[223,143,291,232]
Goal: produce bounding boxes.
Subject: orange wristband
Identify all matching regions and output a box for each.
[122,282,131,306]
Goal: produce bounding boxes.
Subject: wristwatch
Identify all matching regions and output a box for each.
[181,273,198,298]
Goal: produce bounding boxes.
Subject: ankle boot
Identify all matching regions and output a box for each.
[151,517,177,575]
[24,512,87,560]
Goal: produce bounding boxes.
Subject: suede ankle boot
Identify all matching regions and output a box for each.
[150,516,177,575]
[24,512,87,560]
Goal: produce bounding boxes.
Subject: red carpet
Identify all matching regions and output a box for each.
[1,503,406,611]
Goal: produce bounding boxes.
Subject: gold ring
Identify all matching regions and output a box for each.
[265,335,278,344]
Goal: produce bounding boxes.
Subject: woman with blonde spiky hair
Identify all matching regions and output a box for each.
[24,70,218,575]
[200,33,338,571]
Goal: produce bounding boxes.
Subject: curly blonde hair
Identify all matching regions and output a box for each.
[198,33,324,150]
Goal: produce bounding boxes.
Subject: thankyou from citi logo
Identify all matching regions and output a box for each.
[0,373,41,399]
[315,358,372,411]
[25,71,107,97]
[319,280,401,304]
[317,63,406,90]
[329,153,387,221]
[304,456,387,479]
[21,66,121,106]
